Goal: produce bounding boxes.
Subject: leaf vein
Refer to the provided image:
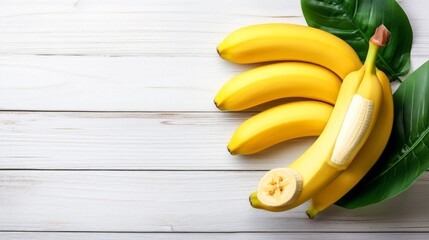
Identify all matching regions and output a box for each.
[369,125,429,185]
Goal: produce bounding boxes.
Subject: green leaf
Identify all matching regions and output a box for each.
[301,0,412,81]
[336,61,429,209]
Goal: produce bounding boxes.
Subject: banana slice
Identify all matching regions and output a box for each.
[257,168,302,207]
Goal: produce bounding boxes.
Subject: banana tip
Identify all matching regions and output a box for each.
[306,205,319,219]
[213,99,219,108]
[216,46,229,60]
[227,146,235,155]
[213,99,226,111]
[249,193,260,209]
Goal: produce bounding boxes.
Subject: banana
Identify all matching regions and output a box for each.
[214,62,341,111]
[217,23,362,79]
[306,69,394,219]
[228,101,333,155]
[249,69,392,213]
[253,25,390,208]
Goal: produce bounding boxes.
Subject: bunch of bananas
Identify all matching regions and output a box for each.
[214,23,394,218]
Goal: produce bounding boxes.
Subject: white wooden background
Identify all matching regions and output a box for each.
[0,0,428,239]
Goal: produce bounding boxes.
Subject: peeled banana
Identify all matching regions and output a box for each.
[214,62,341,111]
[217,23,362,79]
[249,69,393,213]
[306,69,394,218]
[254,68,365,207]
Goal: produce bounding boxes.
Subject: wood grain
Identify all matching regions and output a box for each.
[0,56,247,111]
[0,0,309,56]
[0,0,426,57]
[0,0,426,111]
[0,111,315,170]
[0,170,428,232]
[0,232,428,240]
[0,56,426,111]
[0,0,428,237]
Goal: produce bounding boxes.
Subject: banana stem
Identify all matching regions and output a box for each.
[364,24,391,74]
[363,42,379,74]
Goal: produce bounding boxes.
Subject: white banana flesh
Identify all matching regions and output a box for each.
[331,94,374,167]
[257,168,302,207]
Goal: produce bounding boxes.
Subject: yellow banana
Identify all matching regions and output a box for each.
[306,69,393,218]
[217,23,362,79]
[214,62,341,110]
[228,101,333,155]
[249,69,392,213]
[253,25,390,208]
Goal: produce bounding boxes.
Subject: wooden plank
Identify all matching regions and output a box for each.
[0,170,428,232]
[0,111,314,170]
[399,0,429,58]
[0,0,309,56]
[0,0,426,111]
[0,56,247,111]
[0,56,427,111]
[0,0,426,58]
[0,232,428,240]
